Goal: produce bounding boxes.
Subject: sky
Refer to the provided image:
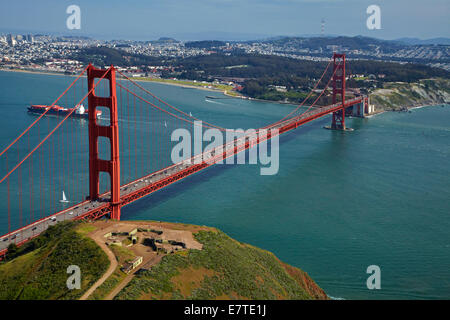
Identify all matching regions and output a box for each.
[0,0,449,41]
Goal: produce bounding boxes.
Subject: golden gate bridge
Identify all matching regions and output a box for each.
[0,53,369,259]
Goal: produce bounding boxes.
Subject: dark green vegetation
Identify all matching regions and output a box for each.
[170,54,330,82]
[0,221,109,300]
[68,45,448,104]
[170,53,448,83]
[161,54,449,103]
[115,230,327,300]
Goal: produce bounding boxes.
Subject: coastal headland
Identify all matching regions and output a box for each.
[0,220,328,300]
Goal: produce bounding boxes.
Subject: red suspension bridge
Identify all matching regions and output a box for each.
[0,53,369,258]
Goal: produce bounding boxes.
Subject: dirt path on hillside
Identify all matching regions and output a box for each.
[104,273,133,300]
[79,233,118,300]
[105,254,163,300]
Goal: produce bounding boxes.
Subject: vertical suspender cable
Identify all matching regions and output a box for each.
[6,154,11,234]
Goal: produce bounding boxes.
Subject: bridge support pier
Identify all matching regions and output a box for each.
[352,100,365,117]
[87,64,121,220]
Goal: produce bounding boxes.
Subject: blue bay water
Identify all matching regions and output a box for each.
[0,70,449,299]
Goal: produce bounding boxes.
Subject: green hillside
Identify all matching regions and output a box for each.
[0,221,109,300]
[0,221,327,300]
[115,228,327,300]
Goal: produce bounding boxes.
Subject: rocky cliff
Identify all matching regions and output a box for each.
[370,78,450,111]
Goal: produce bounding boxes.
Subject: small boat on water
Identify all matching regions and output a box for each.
[27,104,101,119]
[59,191,69,203]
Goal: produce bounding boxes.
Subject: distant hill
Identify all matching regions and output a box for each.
[246,35,449,65]
[168,31,271,41]
[255,35,450,47]
[158,37,177,42]
[256,35,403,51]
[150,37,179,44]
[395,37,450,46]
[185,40,227,49]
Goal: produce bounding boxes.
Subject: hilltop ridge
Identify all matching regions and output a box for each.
[0,221,328,300]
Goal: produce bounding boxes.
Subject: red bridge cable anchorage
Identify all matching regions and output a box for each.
[0,65,89,158]
[0,67,112,185]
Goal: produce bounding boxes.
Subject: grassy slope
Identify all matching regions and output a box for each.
[115,229,327,300]
[0,222,327,300]
[0,221,109,300]
[131,77,239,95]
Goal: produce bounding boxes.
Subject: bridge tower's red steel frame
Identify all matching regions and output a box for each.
[87,64,121,220]
[331,53,346,130]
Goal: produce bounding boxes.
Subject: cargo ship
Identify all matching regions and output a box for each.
[27,104,101,119]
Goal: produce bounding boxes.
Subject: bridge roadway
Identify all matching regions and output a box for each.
[0,97,363,256]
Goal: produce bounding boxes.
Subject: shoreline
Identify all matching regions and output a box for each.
[2,68,447,111]
[366,103,447,118]
[0,67,250,100]
[0,67,297,106]
[408,103,446,110]
[0,67,78,78]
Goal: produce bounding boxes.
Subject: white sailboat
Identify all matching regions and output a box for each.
[189,112,192,117]
[60,191,69,203]
[164,121,167,128]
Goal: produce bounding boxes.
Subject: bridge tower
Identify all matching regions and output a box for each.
[331,53,346,130]
[87,65,121,220]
